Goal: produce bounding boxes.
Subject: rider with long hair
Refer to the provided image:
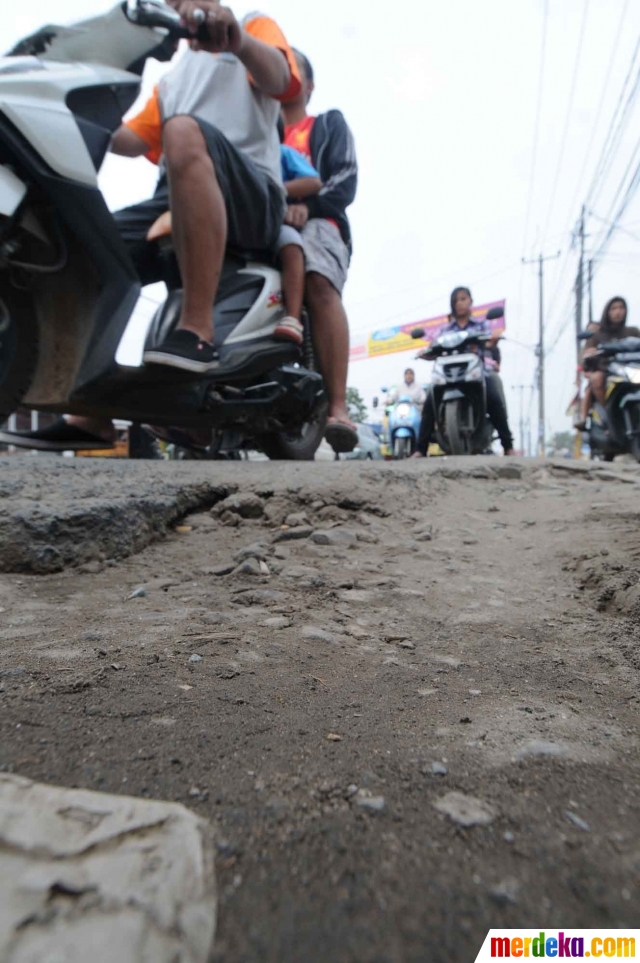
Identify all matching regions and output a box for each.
[413,286,515,457]
[577,297,640,429]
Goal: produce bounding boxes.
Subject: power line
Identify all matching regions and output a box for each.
[541,0,591,244]
[562,0,632,227]
[538,23,640,323]
[589,204,640,244]
[594,134,640,249]
[592,154,640,262]
[584,35,640,211]
[521,0,550,260]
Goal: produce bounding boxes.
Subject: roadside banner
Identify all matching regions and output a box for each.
[349,300,506,362]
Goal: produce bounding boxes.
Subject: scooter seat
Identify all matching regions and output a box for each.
[147,211,279,268]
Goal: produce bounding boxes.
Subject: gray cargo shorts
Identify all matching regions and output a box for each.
[300,218,350,295]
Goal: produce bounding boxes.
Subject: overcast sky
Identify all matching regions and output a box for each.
[3,0,639,450]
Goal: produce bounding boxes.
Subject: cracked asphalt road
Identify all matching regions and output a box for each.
[1,456,639,961]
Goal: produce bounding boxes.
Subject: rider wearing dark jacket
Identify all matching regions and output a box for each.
[413,287,515,457]
[303,109,357,253]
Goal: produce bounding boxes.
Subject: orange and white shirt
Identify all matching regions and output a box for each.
[126,13,300,187]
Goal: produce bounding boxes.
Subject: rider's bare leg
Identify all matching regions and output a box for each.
[163,116,226,344]
[305,271,353,426]
[280,244,305,321]
[590,371,606,405]
[579,384,594,425]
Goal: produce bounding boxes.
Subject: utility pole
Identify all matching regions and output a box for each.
[522,251,561,457]
[511,384,532,456]
[588,258,594,326]
[575,206,586,338]
[573,207,587,459]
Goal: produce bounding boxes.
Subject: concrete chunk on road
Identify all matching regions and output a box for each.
[0,774,216,963]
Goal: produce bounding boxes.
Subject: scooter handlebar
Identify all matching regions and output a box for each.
[124,0,209,42]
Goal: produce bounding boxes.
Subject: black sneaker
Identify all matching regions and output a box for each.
[143,329,220,374]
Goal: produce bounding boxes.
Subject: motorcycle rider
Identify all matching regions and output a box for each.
[412,287,515,457]
[282,50,359,453]
[1,0,302,451]
[387,368,426,407]
[576,297,640,430]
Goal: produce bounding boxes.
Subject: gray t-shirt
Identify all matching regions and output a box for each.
[157,15,287,188]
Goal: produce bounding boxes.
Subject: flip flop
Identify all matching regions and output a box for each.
[325,420,358,454]
[0,418,115,452]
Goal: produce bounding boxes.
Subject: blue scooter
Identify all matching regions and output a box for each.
[382,390,423,459]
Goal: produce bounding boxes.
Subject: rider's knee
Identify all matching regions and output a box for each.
[306,271,338,307]
[163,116,208,174]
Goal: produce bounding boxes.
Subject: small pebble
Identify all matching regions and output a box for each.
[564,810,590,832]
[355,793,386,813]
[126,587,147,600]
[431,762,448,776]
[189,654,203,664]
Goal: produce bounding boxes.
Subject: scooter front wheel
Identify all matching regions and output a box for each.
[444,400,470,456]
[0,277,39,425]
[393,436,412,459]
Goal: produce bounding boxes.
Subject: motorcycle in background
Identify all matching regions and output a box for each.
[380,389,423,459]
[579,331,640,462]
[411,306,504,456]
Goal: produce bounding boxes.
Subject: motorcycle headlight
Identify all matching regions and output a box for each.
[432,365,447,386]
[467,363,483,381]
[624,366,640,385]
[396,403,412,419]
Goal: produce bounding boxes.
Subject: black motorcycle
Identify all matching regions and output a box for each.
[579,332,640,462]
[411,306,503,456]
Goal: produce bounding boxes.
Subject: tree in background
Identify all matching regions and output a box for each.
[346,387,368,424]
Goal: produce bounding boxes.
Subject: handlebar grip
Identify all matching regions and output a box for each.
[125,1,210,42]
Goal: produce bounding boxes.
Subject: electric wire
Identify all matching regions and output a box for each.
[540,0,591,245]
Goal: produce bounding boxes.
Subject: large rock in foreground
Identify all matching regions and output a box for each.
[0,774,216,963]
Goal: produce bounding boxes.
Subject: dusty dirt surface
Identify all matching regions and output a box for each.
[1,456,640,961]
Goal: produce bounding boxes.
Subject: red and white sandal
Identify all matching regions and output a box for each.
[273,316,304,346]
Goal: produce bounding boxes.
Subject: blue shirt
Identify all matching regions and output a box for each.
[280,145,319,182]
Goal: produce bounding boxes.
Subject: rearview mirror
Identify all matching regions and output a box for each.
[372,396,379,409]
[411,328,425,340]
[486,306,504,321]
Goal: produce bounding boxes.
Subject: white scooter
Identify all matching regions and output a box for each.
[0,0,327,459]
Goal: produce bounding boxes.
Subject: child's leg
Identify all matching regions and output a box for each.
[273,227,305,345]
[280,243,305,321]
